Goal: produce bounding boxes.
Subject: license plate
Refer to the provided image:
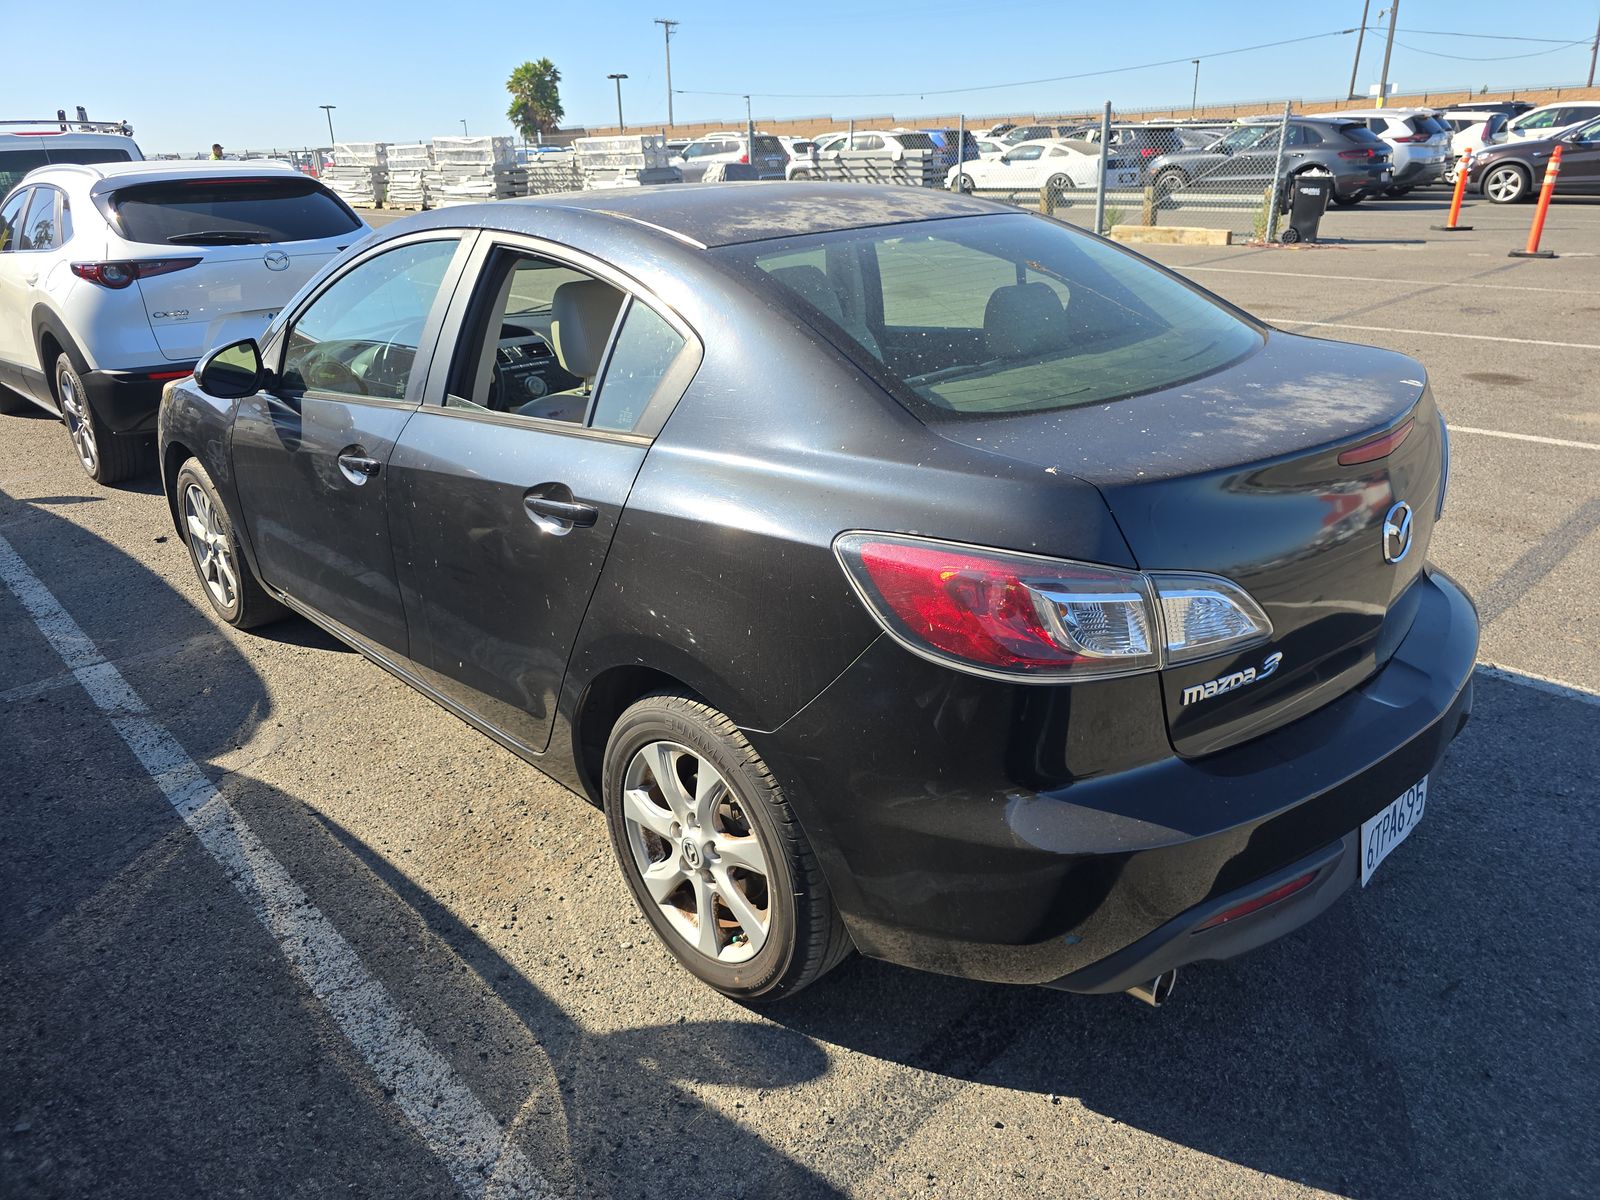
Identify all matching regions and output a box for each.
[1360,775,1428,886]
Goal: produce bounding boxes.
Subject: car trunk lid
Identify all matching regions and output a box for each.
[929,331,1444,757]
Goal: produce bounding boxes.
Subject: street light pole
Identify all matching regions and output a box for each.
[460,119,469,136]
[319,104,336,145]
[608,74,629,133]
[1190,60,1200,114]
[655,18,678,127]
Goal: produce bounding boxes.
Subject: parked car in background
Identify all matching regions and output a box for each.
[0,161,368,482]
[1147,117,1392,207]
[1306,109,1450,195]
[157,183,1474,1005]
[1466,114,1600,203]
[1436,109,1511,181]
[973,137,1008,158]
[1000,123,1082,145]
[1,117,143,193]
[947,138,1138,197]
[1440,99,1532,118]
[671,133,788,181]
[794,130,944,179]
[1500,101,1600,142]
[913,128,981,169]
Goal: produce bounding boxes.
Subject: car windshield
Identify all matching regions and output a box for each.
[110,176,362,245]
[717,213,1262,420]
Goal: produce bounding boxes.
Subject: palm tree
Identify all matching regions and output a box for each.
[507,59,565,141]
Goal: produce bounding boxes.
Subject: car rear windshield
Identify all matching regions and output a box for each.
[752,137,786,156]
[717,213,1262,420]
[109,177,361,246]
[1,144,134,192]
[1333,123,1385,144]
[894,133,939,150]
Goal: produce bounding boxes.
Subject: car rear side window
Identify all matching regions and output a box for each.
[280,238,458,402]
[721,213,1262,420]
[0,148,49,193]
[110,177,361,246]
[588,301,687,433]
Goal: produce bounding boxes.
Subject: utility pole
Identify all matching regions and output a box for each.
[1348,0,1371,100]
[744,94,756,161]
[609,74,629,133]
[1588,7,1599,88]
[1376,1,1400,109]
[655,18,679,127]
[319,104,336,145]
[1190,59,1200,114]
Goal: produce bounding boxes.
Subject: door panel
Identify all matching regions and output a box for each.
[388,415,647,750]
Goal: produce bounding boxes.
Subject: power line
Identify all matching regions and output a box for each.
[672,28,1360,101]
[1390,27,1590,44]
[1387,36,1591,62]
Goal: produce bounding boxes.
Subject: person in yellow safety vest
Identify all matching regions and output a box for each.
[210,143,223,160]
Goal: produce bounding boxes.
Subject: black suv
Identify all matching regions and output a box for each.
[1147,117,1393,207]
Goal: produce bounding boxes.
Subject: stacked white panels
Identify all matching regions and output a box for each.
[386,142,431,208]
[524,150,583,196]
[324,142,389,208]
[573,134,680,189]
[426,135,524,206]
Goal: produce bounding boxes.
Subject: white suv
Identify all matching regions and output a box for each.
[0,118,143,193]
[0,161,369,482]
[1306,108,1451,195]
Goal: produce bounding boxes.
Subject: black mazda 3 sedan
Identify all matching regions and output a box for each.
[158,184,1476,1005]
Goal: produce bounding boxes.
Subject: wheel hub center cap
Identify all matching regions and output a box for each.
[681,840,705,870]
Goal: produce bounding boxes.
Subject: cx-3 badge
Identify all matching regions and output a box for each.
[263,250,290,271]
[1383,500,1413,564]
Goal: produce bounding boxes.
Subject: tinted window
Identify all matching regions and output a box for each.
[852,135,885,151]
[18,188,58,251]
[0,189,28,253]
[111,177,361,246]
[894,133,938,150]
[1007,145,1044,161]
[1335,123,1385,145]
[752,136,786,156]
[0,148,49,193]
[590,301,687,433]
[281,239,458,401]
[723,214,1262,420]
[44,146,135,168]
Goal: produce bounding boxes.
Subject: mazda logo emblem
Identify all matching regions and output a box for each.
[1382,500,1413,564]
[263,250,290,271]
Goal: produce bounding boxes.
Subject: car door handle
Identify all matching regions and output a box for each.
[524,496,598,528]
[337,452,381,480]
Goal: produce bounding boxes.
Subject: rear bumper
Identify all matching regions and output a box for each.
[83,365,194,436]
[1390,159,1445,187]
[757,566,1478,987]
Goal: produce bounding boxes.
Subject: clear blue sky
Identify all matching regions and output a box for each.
[3,0,1596,152]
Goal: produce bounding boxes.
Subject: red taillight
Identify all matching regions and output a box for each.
[1338,418,1414,466]
[1195,871,1317,932]
[1337,148,1375,160]
[71,258,201,289]
[144,369,192,381]
[1140,146,1156,158]
[738,153,749,164]
[1392,134,1428,143]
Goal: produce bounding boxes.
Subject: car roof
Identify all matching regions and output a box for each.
[0,130,138,148]
[401,182,1004,249]
[31,159,303,191]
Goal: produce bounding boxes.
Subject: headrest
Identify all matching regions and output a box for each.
[551,280,624,380]
[984,281,1067,360]
[768,265,846,326]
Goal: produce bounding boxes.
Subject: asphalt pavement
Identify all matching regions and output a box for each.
[2,189,1596,1199]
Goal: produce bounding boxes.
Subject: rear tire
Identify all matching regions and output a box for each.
[1383,185,1413,198]
[55,354,143,485]
[951,172,974,194]
[1153,169,1187,205]
[603,691,852,1002]
[1329,192,1363,207]
[174,457,286,629]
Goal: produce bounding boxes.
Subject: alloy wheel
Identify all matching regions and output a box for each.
[620,740,772,964]
[1485,165,1526,204]
[58,367,98,476]
[183,482,239,610]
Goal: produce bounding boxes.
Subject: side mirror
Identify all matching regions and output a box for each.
[196,338,265,399]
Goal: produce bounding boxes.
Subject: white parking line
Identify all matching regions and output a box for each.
[1269,318,1600,351]
[0,532,551,1200]
[1447,426,1600,452]
[1187,266,1596,296]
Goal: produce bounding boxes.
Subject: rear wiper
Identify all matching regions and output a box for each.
[166,230,269,245]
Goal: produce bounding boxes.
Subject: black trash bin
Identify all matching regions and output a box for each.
[1279,173,1332,243]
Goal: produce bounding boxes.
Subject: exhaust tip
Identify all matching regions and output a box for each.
[1126,969,1178,1008]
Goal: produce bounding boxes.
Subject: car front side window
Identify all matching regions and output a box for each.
[18,188,58,252]
[280,238,459,402]
[0,189,28,253]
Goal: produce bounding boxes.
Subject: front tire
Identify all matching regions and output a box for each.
[1153,169,1187,205]
[174,457,286,629]
[55,354,142,484]
[603,692,852,1002]
[1483,163,1530,204]
[951,172,974,194]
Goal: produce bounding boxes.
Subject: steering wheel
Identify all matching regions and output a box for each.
[304,352,368,396]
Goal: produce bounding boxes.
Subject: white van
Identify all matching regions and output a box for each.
[1,117,144,192]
